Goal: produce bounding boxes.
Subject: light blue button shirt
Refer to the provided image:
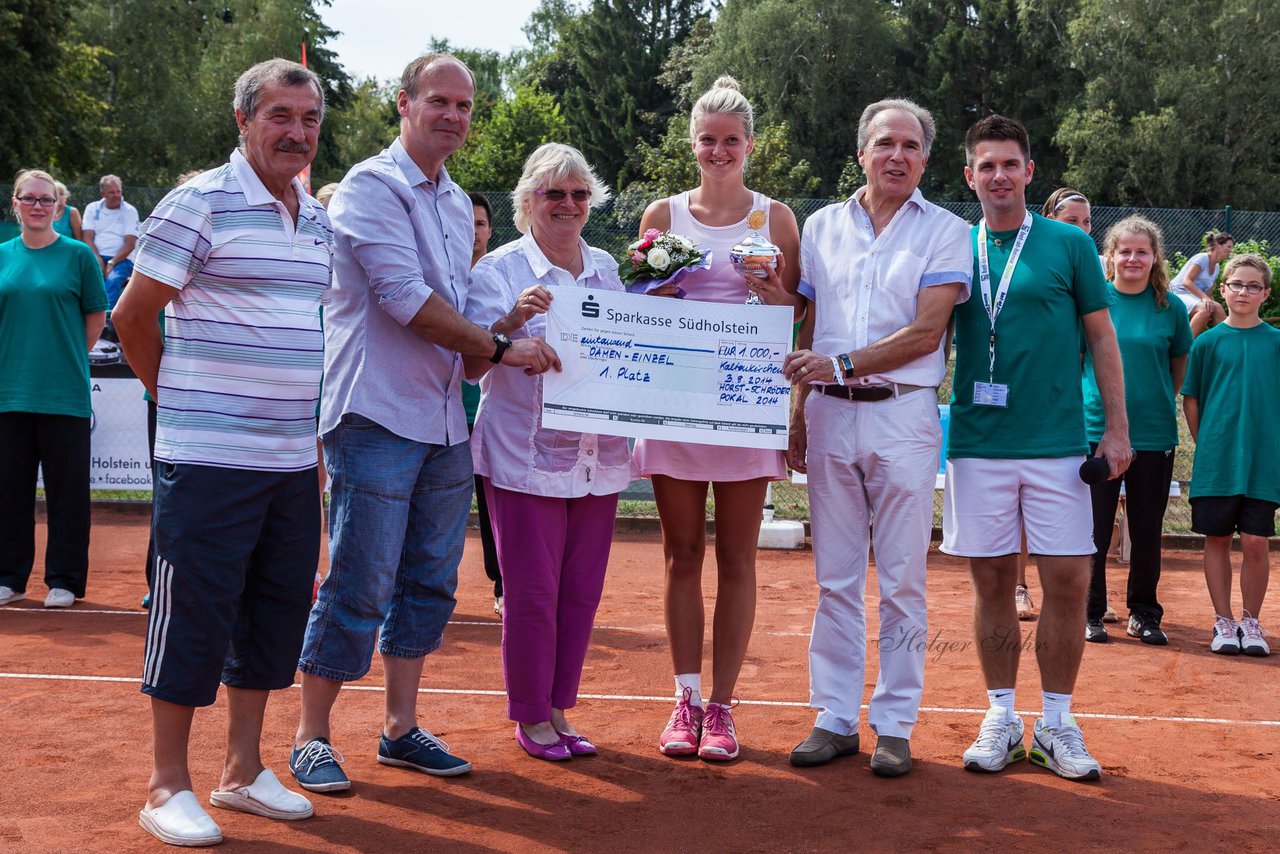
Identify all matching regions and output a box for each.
[320,138,473,444]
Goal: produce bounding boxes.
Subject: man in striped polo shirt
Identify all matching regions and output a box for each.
[115,59,331,846]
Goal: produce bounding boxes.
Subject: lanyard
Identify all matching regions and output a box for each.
[976,211,1032,381]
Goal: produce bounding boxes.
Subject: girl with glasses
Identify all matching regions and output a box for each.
[0,170,108,609]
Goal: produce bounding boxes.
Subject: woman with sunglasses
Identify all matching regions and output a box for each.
[464,143,631,761]
[0,169,107,609]
[634,76,801,762]
[1083,215,1192,645]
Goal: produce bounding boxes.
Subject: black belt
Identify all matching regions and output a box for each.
[819,383,931,402]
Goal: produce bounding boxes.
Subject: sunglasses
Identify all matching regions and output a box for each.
[535,188,590,203]
[1222,280,1266,295]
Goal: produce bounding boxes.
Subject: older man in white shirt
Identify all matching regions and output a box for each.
[783,99,972,777]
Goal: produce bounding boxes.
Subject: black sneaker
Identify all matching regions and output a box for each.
[1127,614,1168,646]
[378,727,472,777]
[1085,620,1108,643]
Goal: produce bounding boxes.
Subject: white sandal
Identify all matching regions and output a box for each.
[209,768,313,821]
[139,790,223,847]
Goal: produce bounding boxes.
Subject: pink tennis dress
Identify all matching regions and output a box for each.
[631,191,788,483]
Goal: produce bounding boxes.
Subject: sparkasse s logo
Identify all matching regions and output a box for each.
[581,293,600,318]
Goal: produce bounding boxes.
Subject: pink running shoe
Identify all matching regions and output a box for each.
[659,687,704,756]
[697,701,740,761]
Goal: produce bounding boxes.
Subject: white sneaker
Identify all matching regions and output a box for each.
[1029,715,1102,781]
[1210,616,1241,655]
[1015,585,1034,620]
[0,586,25,606]
[1103,593,1119,623]
[963,707,1026,772]
[1238,614,1270,657]
[43,588,75,608]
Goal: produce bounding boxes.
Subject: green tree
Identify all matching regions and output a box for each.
[688,0,909,195]
[898,0,1082,200]
[0,0,107,178]
[325,76,397,184]
[450,85,571,192]
[536,0,707,186]
[1057,0,1280,207]
[68,0,349,186]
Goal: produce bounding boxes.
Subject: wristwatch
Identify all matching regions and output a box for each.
[489,332,512,364]
[838,353,856,379]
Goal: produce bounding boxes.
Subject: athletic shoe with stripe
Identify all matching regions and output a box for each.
[1029,715,1102,781]
[1210,616,1241,655]
[1238,613,1270,657]
[697,701,740,761]
[659,687,704,756]
[1015,585,1034,621]
[963,707,1026,773]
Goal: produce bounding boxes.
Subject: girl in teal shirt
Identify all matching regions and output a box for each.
[1082,216,1192,645]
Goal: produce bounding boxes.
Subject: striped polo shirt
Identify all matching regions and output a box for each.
[133,148,333,471]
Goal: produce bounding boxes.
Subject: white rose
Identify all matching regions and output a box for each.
[647,246,671,271]
[677,235,693,250]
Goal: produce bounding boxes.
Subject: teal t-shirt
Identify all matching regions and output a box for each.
[462,380,480,427]
[949,213,1112,459]
[0,235,108,418]
[1083,285,1192,450]
[1181,322,1280,503]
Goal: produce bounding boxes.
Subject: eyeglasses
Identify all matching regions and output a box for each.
[1222,281,1266,295]
[15,195,58,208]
[535,188,590,203]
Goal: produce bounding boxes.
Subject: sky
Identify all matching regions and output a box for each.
[322,0,548,83]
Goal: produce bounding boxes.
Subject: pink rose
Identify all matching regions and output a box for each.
[643,228,662,241]
[632,251,645,263]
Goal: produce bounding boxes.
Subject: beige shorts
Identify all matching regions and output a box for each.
[940,456,1095,558]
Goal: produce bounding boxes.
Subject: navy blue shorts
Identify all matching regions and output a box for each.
[142,462,320,707]
[1191,495,1279,538]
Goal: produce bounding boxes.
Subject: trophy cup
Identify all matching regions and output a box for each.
[730,209,781,305]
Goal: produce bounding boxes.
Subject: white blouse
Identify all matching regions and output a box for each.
[464,232,632,497]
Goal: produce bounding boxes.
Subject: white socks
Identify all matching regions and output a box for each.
[987,688,1016,723]
[1042,691,1072,728]
[675,674,703,708]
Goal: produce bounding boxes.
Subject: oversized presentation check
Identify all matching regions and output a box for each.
[542,286,792,449]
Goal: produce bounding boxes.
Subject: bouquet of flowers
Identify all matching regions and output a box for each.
[618,228,711,297]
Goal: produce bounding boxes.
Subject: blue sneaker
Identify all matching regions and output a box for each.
[378,727,472,777]
[289,737,350,792]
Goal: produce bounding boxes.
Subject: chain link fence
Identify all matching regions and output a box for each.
[10,183,1275,534]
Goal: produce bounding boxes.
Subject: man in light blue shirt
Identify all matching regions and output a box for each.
[292,53,558,793]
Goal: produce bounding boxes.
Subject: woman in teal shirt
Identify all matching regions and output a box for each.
[1083,216,1192,645]
[0,169,108,608]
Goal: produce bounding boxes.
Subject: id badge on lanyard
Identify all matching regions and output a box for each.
[974,212,1032,408]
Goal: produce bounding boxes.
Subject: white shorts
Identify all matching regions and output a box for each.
[1175,292,1201,312]
[940,456,1095,557]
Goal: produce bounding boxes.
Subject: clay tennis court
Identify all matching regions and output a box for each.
[2,507,1276,852]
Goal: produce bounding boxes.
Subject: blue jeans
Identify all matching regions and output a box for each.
[101,256,134,309]
[298,413,473,681]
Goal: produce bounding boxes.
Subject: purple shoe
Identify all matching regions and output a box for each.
[515,725,571,761]
[555,730,598,756]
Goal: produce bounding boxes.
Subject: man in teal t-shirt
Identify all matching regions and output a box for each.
[1182,253,1279,657]
[943,116,1132,784]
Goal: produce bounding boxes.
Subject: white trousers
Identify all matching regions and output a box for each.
[805,390,940,738]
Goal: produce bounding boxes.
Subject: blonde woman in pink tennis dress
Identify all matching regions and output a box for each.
[634,76,801,761]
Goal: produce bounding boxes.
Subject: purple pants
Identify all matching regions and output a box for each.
[483,479,618,723]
